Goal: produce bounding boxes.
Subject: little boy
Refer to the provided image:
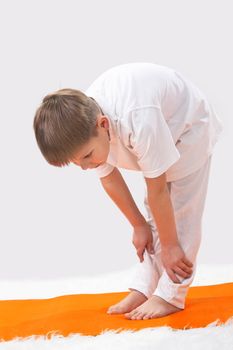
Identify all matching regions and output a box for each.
[33,62,222,320]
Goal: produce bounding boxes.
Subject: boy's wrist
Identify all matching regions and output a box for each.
[161,239,179,249]
[131,216,147,228]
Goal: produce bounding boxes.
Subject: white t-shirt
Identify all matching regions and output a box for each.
[85,62,223,182]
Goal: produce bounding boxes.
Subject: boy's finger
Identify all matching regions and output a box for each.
[183,257,193,267]
[178,261,193,274]
[167,268,180,284]
[137,249,145,262]
[147,245,155,254]
[138,255,144,262]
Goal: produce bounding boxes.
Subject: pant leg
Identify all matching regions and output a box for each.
[128,155,212,308]
[128,177,164,299]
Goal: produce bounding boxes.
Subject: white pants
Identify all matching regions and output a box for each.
[128,155,212,309]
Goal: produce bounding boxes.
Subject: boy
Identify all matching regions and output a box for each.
[33,62,222,320]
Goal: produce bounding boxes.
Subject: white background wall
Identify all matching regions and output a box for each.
[0,0,232,280]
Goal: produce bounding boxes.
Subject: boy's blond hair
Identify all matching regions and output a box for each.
[33,88,100,167]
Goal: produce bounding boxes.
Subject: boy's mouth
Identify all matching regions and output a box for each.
[95,162,104,168]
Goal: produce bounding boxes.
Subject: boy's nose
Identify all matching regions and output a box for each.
[81,164,88,170]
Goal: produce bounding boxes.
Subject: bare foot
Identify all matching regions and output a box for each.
[107,289,148,314]
[124,295,182,320]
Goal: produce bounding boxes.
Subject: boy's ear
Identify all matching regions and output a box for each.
[103,117,110,129]
[96,115,109,129]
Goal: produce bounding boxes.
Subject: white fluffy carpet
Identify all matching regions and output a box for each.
[0,263,233,349]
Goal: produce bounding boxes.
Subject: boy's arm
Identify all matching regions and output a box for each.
[100,168,157,262]
[100,167,146,227]
[144,172,179,247]
[100,167,155,261]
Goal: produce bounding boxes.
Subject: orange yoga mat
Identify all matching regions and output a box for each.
[0,282,233,341]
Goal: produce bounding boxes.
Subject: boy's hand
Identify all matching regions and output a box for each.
[161,244,193,283]
[132,223,155,262]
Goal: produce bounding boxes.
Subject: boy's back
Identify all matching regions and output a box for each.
[85,62,222,181]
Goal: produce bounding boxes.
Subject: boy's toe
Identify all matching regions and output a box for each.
[129,310,141,319]
[130,309,138,316]
[142,312,153,319]
[107,306,118,314]
[125,311,135,319]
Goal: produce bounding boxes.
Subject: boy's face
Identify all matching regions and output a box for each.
[70,114,110,170]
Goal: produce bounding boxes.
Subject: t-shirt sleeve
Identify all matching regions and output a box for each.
[94,162,115,178]
[127,106,180,178]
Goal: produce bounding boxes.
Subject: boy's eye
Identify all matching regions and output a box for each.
[84,152,92,159]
